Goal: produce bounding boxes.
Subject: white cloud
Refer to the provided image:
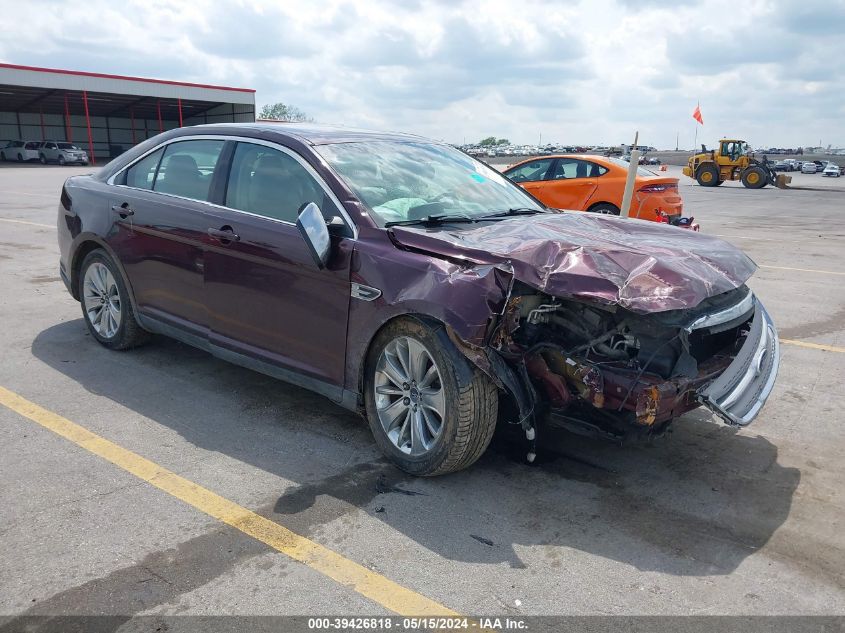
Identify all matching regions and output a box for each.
[1,0,843,148]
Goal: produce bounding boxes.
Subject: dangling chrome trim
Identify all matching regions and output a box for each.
[350,283,381,301]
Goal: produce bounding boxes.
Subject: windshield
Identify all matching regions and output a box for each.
[605,157,658,177]
[315,141,544,226]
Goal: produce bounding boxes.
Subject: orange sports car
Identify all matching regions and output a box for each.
[502,155,684,223]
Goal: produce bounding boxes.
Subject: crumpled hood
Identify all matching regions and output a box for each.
[390,212,756,313]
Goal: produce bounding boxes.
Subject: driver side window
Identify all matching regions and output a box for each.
[225,143,331,224]
[506,158,553,183]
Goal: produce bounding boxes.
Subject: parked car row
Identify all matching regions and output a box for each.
[770,158,842,175]
[799,160,843,175]
[0,140,88,165]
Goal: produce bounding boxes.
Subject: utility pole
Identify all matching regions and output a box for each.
[621,131,640,218]
[676,131,679,151]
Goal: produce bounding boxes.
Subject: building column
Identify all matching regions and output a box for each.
[64,93,73,142]
[82,90,96,166]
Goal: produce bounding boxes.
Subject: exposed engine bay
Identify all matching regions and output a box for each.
[488,282,757,446]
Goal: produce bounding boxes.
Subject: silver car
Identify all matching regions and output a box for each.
[38,141,89,166]
[1,140,40,162]
[801,161,818,174]
[822,163,841,178]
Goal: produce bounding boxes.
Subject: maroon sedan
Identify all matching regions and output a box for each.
[57,123,779,475]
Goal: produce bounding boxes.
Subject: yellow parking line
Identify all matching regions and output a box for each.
[780,339,845,354]
[0,217,55,229]
[0,385,457,617]
[760,264,845,276]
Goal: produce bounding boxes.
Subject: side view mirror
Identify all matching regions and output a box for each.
[296,202,331,269]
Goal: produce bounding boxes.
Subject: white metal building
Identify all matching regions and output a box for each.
[0,63,256,165]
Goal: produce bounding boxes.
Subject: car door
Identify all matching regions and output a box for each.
[503,158,554,200]
[108,138,227,338]
[541,158,601,210]
[42,142,56,161]
[203,140,353,395]
[24,141,41,161]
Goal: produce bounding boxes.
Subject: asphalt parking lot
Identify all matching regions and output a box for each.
[1,161,843,623]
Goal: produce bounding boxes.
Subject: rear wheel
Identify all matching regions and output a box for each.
[588,203,620,215]
[741,166,768,189]
[365,317,498,476]
[695,163,720,187]
[78,249,148,350]
[39,154,47,165]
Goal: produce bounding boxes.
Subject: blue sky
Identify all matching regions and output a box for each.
[2,0,843,148]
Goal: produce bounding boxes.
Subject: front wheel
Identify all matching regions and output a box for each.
[78,249,148,350]
[39,154,47,165]
[741,166,768,189]
[365,318,498,476]
[58,155,66,166]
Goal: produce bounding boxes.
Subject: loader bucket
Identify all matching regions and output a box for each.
[775,174,792,189]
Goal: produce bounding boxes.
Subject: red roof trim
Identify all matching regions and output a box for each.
[0,62,255,94]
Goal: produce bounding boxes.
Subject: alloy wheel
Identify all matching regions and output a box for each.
[374,336,445,455]
[83,262,122,339]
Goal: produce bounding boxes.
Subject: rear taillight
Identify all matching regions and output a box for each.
[638,183,677,193]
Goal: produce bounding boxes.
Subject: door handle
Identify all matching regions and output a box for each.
[111,203,134,218]
[207,226,240,242]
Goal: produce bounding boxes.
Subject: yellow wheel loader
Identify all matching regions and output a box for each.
[682,139,791,189]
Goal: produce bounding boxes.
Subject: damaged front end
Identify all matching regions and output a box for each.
[484,282,780,446]
[388,213,780,455]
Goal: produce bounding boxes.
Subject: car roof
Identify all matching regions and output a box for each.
[192,122,431,146]
[506,154,619,168]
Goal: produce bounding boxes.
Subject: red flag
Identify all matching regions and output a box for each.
[692,104,704,125]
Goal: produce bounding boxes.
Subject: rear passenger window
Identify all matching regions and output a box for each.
[552,159,607,179]
[153,140,225,202]
[225,142,328,223]
[124,147,164,190]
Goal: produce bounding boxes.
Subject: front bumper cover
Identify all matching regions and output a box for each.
[697,300,780,426]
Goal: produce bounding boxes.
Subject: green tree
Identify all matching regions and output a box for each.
[258,103,312,122]
[478,137,510,146]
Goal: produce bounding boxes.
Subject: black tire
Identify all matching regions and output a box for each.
[364,317,498,476]
[588,203,620,215]
[78,249,148,350]
[741,166,768,189]
[58,155,66,166]
[695,163,720,186]
[0,152,5,161]
[17,153,23,162]
[39,154,47,165]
